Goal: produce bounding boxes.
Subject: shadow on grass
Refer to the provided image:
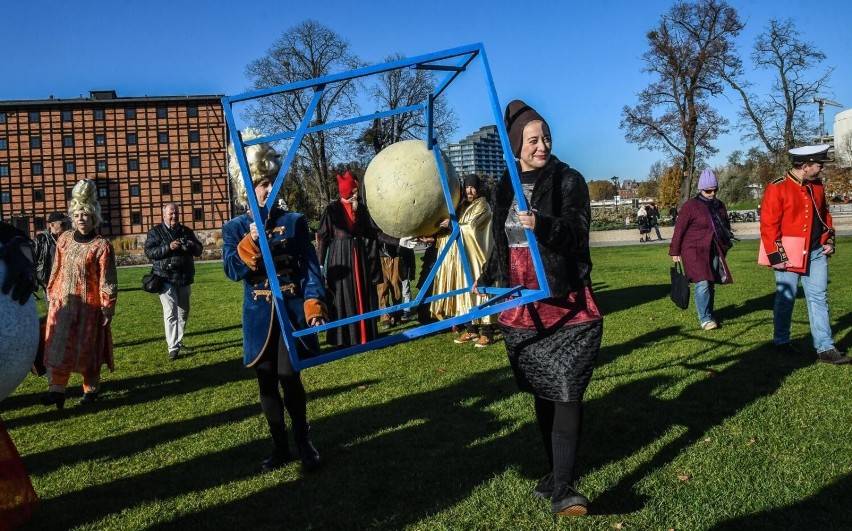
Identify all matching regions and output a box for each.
[710,473,852,530]
[593,283,669,315]
[28,368,537,530]
[583,342,813,517]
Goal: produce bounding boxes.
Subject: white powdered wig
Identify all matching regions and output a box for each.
[67,179,103,226]
[228,128,282,208]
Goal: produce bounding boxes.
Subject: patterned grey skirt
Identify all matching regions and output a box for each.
[500,319,603,402]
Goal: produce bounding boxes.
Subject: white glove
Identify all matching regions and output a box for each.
[398,236,417,249]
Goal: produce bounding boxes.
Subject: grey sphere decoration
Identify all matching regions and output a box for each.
[363,139,460,238]
[0,260,39,401]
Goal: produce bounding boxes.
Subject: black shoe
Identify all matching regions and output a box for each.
[775,342,801,355]
[294,429,322,471]
[533,472,554,500]
[817,347,852,365]
[400,312,413,322]
[168,350,180,361]
[260,449,296,473]
[178,343,194,354]
[40,391,66,410]
[79,391,99,405]
[550,483,589,517]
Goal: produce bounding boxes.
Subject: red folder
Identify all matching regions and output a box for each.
[758,236,807,268]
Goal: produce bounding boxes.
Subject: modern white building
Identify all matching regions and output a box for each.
[446,125,507,178]
[834,109,852,167]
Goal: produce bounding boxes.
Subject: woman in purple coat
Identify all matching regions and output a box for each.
[668,169,733,330]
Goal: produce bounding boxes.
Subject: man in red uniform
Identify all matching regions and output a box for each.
[760,144,851,364]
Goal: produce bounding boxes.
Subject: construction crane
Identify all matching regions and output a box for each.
[814,97,843,139]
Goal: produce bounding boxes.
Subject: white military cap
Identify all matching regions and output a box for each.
[789,144,831,163]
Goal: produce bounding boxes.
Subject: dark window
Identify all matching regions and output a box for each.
[98,186,108,198]
[159,157,170,169]
[158,132,168,143]
[125,108,136,119]
[0,138,7,150]
[96,160,107,172]
[130,184,140,197]
[161,183,172,195]
[193,208,204,222]
[190,156,201,168]
[63,135,74,148]
[127,133,137,145]
[128,159,138,170]
[0,165,9,177]
[64,162,75,174]
[34,218,45,231]
[189,130,200,142]
[95,134,106,146]
[187,105,198,118]
[157,106,168,119]
[61,110,73,122]
[131,211,142,225]
[0,191,10,204]
[30,136,41,149]
[34,189,44,202]
[0,113,6,124]
[94,109,105,120]
[28,111,40,123]
[66,187,73,199]
[32,163,42,175]
[191,181,202,194]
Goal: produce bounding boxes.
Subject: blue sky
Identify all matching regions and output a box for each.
[2,0,850,183]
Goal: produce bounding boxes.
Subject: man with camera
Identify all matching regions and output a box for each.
[144,203,203,360]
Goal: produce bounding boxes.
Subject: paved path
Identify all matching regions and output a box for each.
[590,216,852,247]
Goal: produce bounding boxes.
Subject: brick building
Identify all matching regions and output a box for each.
[0,90,230,239]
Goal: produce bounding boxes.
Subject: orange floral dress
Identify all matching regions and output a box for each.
[44,231,117,376]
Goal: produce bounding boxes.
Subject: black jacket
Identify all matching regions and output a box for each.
[478,156,592,298]
[144,223,203,286]
[33,230,60,287]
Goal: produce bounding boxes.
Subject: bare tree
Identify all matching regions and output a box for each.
[243,20,364,213]
[358,53,458,157]
[621,0,743,204]
[722,18,833,163]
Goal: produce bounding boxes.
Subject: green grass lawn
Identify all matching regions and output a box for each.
[3,238,851,530]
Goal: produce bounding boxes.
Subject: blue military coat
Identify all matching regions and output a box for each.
[222,208,325,367]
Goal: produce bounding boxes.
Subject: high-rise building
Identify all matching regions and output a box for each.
[0,90,229,238]
[446,125,507,178]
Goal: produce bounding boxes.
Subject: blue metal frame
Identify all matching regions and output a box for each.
[221,43,550,370]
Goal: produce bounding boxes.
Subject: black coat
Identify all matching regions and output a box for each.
[144,223,203,286]
[478,156,592,298]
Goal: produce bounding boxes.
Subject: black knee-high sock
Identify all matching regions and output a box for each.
[552,401,582,486]
[254,357,288,452]
[277,340,309,435]
[534,396,555,469]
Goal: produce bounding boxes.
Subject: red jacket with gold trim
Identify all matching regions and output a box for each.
[759,171,835,274]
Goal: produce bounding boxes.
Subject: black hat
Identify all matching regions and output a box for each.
[504,100,548,158]
[789,144,831,164]
[463,174,481,190]
[47,211,66,223]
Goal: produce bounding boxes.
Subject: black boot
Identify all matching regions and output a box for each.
[293,426,322,471]
[261,425,295,473]
[40,391,66,410]
[79,391,99,406]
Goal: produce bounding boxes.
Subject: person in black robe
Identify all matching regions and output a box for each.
[317,171,399,347]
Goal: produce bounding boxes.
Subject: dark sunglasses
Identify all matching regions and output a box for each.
[702,189,718,194]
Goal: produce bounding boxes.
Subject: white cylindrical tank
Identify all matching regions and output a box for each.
[833,109,852,168]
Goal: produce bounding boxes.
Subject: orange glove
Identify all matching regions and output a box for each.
[237,234,261,271]
[303,298,328,323]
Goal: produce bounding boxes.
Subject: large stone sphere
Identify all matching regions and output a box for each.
[0,261,39,401]
[364,139,460,238]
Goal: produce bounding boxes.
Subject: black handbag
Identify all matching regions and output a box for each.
[141,268,165,293]
[669,261,690,310]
